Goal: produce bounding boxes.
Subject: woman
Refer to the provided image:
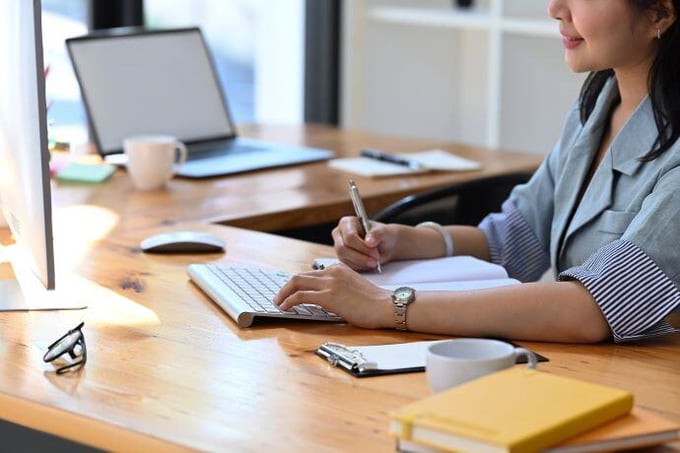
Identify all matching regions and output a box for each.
[275,0,680,343]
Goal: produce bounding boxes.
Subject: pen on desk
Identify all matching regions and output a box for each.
[348,180,382,273]
[360,148,424,170]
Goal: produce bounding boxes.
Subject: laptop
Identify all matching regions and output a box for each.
[66,27,333,178]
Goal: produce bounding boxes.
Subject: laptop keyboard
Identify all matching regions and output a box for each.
[186,143,268,161]
[187,263,342,327]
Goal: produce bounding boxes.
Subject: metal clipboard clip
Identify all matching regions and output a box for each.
[316,342,378,373]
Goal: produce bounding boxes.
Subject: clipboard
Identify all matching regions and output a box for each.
[315,340,548,378]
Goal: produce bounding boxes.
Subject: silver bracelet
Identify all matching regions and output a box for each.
[416,221,454,257]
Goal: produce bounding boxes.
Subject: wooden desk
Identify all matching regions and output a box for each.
[53,124,542,233]
[0,221,678,451]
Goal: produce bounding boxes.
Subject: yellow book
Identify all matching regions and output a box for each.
[389,368,633,453]
[395,407,679,453]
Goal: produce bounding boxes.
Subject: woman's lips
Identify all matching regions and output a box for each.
[562,35,584,50]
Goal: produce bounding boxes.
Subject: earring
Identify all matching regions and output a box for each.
[657,28,662,39]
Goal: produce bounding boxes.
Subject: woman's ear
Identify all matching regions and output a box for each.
[650,0,677,36]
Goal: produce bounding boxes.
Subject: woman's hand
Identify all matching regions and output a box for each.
[331,216,399,271]
[273,263,393,329]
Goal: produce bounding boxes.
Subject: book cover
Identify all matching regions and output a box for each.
[545,406,679,453]
[389,368,633,453]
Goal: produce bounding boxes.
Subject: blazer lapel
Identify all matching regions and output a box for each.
[552,122,603,234]
[551,80,618,260]
[563,90,656,238]
[565,144,615,236]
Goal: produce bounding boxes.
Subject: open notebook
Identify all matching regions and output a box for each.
[363,256,519,291]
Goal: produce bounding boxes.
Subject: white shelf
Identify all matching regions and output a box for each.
[501,18,558,38]
[369,6,492,30]
[368,6,558,38]
[341,1,582,154]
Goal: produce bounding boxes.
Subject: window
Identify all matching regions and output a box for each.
[145,0,305,125]
[40,0,308,147]
[42,0,89,145]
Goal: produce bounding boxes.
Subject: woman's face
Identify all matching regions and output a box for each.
[547,0,659,74]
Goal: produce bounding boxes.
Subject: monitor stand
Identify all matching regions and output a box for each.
[0,279,86,311]
[0,280,34,310]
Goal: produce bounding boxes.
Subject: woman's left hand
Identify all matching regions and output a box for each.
[273,263,392,329]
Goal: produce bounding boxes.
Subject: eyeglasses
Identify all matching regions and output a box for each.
[43,322,87,374]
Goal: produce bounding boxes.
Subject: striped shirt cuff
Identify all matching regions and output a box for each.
[479,200,550,282]
[559,240,680,342]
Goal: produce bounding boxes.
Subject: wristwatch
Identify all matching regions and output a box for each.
[392,286,416,331]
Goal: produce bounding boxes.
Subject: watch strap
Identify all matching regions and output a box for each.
[392,286,415,331]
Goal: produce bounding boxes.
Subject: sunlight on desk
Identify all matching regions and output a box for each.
[68,275,160,326]
[52,203,160,325]
[1,247,158,324]
[52,205,119,267]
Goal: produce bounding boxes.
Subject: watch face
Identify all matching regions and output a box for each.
[394,286,415,303]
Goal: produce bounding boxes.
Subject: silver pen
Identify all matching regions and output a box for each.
[349,180,382,273]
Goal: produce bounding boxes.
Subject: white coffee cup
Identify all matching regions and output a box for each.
[123,135,187,190]
[426,338,537,393]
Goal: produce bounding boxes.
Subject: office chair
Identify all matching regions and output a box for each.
[371,171,534,226]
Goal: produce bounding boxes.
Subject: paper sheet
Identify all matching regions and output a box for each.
[328,149,480,177]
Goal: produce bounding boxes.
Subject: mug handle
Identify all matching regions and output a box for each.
[514,347,538,370]
[174,141,188,168]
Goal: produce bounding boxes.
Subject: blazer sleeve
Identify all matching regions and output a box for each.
[559,165,680,342]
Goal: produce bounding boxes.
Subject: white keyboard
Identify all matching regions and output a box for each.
[187,264,342,327]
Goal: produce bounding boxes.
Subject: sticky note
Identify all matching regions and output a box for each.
[55,162,116,183]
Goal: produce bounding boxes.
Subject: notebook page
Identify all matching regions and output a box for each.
[327,157,426,177]
[379,278,520,292]
[401,149,481,171]
[327,150,480,178]
[364,256,509,286]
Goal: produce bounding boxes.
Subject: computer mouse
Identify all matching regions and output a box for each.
[140,231,226,254]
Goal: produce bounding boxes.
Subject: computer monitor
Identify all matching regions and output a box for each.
[0,0,56,309]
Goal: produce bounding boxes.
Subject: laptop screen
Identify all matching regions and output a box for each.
[67,28,235,155]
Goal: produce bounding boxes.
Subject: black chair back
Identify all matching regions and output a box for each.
[371,171,534,226]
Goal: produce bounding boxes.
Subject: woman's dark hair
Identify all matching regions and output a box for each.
[579,0,680,161]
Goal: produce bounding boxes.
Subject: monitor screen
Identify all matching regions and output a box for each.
[0,0,56,308]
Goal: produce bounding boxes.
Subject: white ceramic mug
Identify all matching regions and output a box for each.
[426,338,537,393]
[123,135,187,190]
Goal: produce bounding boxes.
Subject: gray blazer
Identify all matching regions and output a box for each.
[512,77,680,287]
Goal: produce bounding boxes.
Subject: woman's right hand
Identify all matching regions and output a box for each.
[331,216,399,271]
